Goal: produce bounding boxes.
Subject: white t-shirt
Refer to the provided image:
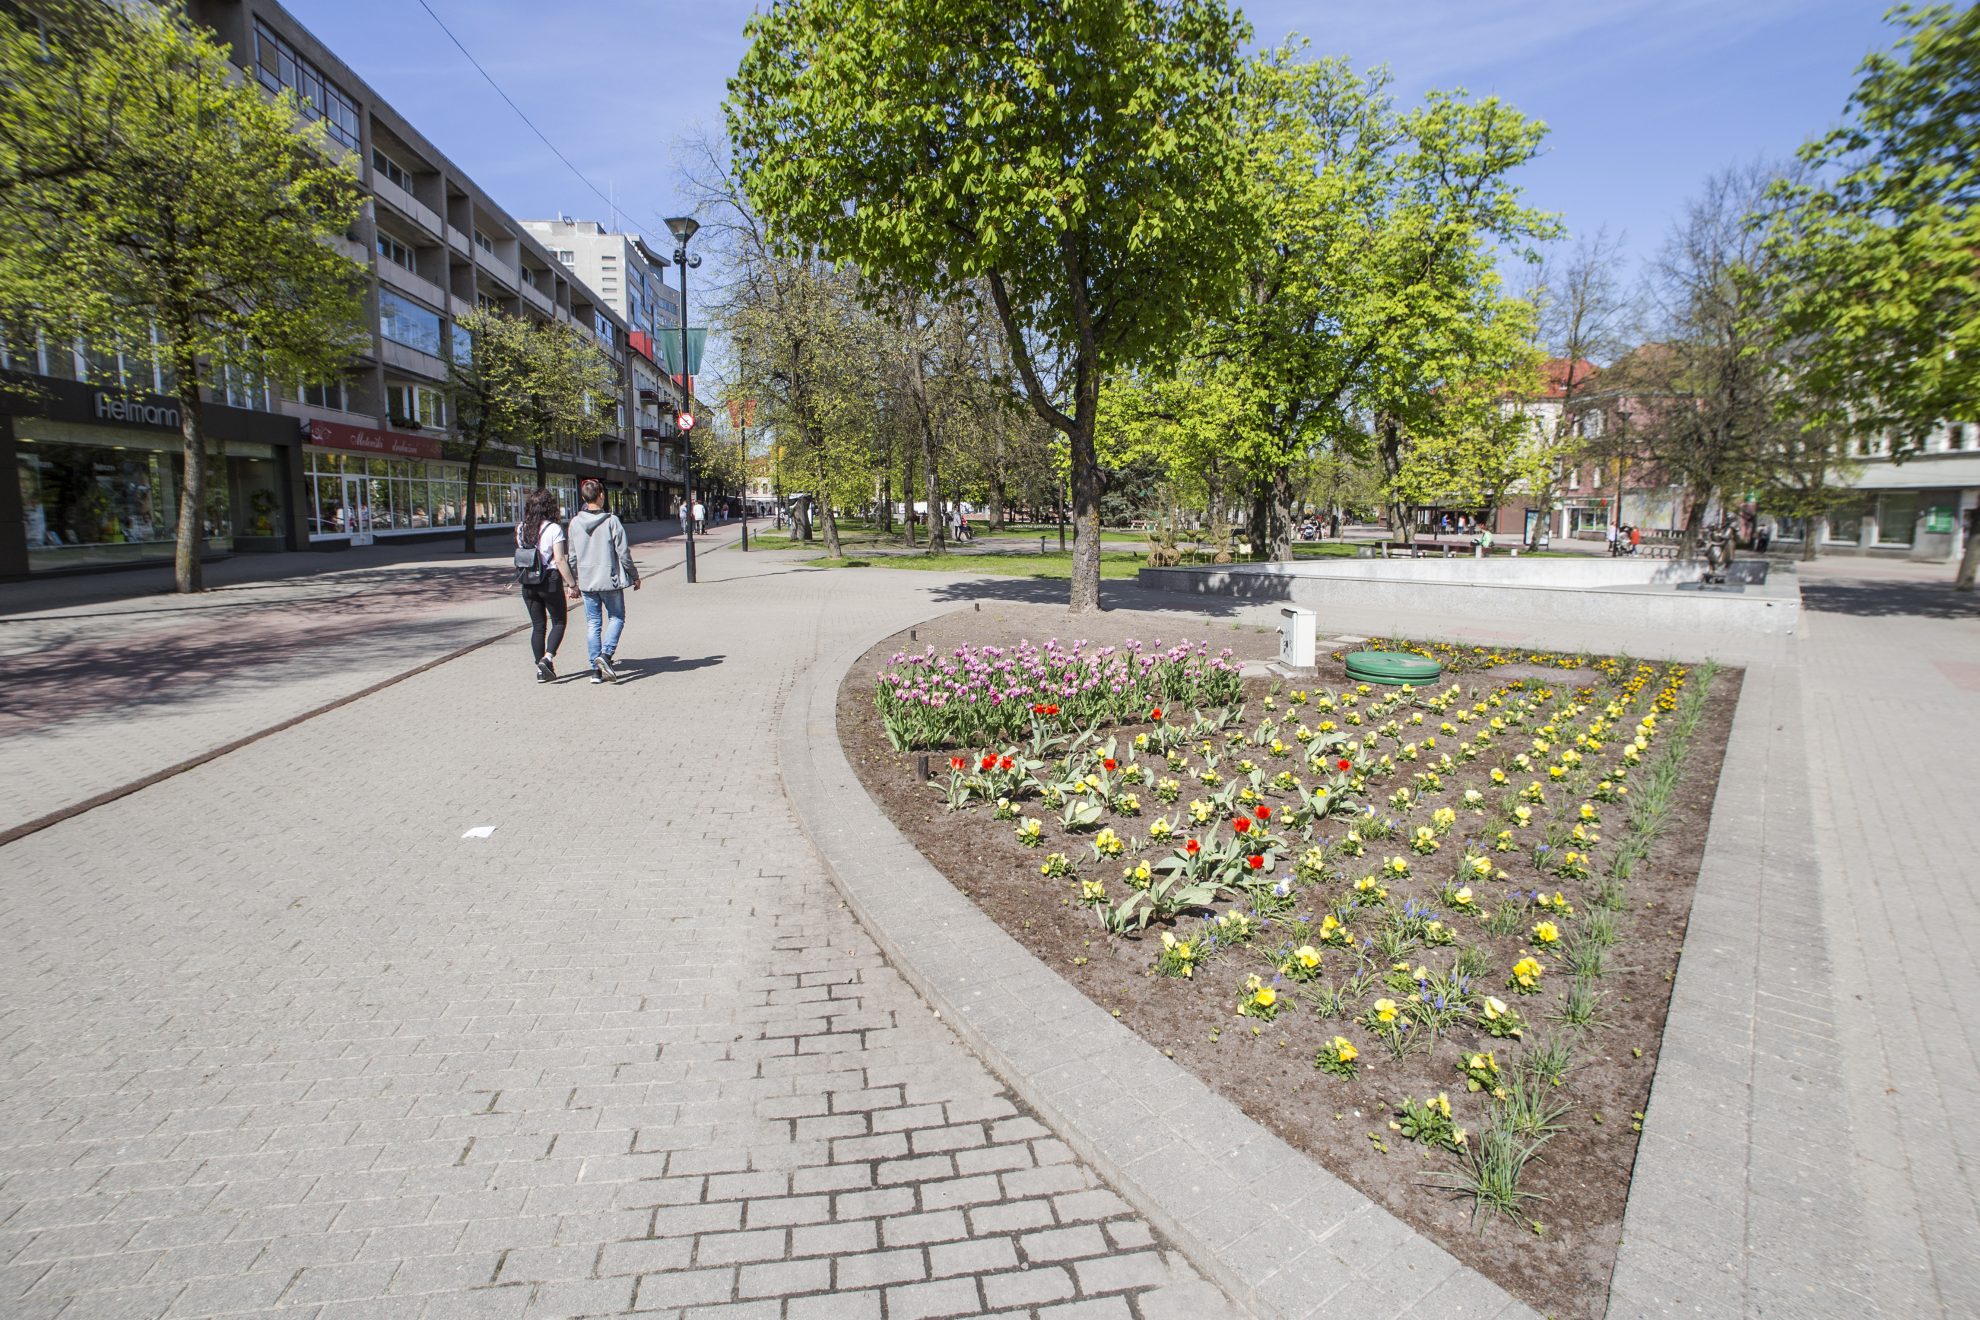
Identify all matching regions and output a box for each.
[521,521,564,574]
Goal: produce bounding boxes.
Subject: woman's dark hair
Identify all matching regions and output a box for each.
[521,487,561,549]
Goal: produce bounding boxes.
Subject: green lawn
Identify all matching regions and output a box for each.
[802,550,1149,579]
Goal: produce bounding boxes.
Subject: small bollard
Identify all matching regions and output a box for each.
[917,754,931,781]
[1039,536,1047,555]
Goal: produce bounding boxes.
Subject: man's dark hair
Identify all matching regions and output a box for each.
[580,478,605,503]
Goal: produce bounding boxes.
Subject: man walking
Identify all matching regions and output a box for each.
[568,478,641,684]
[692,498,706,535]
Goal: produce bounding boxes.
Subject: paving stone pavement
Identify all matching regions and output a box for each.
[7,543,1978,1319]
[0,544,1234,1319]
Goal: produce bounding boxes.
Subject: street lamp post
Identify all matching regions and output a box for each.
[665,215,701,583]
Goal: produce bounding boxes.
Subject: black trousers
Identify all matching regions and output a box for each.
[523,577,567,662]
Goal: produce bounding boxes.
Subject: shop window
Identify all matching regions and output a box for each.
[17,433,231,570]
[1826,495,1873,543]
[1877,492,1918,545]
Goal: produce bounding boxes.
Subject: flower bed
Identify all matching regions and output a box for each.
[839,607,1740,1319]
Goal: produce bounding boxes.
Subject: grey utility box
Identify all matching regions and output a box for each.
[1279,605,1317,669]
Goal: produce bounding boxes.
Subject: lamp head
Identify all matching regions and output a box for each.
[664,215,700,245]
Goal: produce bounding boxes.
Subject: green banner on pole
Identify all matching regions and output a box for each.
[657,328,707,377]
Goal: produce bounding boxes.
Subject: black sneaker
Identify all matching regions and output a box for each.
[536,657,555,683]
[590,666,605,684]
[597,653,622,683]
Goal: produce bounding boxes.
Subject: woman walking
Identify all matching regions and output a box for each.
[517,487,578,682]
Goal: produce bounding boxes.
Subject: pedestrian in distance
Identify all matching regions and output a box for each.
[568,478,641,684]
[515,487,578,683]
[693,498,706,535]
[1629,524,1643,555]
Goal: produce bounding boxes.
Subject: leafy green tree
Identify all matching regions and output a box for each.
[447,308,535,553]
[1149,47,1558,558]
[728,0,1254,611]
[447,309,616,550]
[0,1,367,591]
[1762,3,1980,586]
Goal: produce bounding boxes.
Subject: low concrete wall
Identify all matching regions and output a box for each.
[1139,560,1800,636]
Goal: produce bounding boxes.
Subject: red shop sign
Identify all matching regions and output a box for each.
[306,419,441,461]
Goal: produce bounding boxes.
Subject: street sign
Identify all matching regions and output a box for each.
[677,411,696,431]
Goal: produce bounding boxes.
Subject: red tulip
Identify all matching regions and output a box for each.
[980,755,996,771]
[1247,854,1265,869]
[998,756,1014,771]
[1103,758,1118,771]
[1255,805,1272,821]
[1337,758,1352,771]
[1185,839,1201,855]
[1233,818,1251,834]
[1151,708,1164,721]
[949,756,967,770]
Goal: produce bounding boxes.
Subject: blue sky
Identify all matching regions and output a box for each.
[283,0,1896,284]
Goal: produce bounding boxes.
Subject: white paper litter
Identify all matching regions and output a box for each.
[461,825,497,839]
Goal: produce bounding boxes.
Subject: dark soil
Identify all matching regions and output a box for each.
[837,603,1740,1320]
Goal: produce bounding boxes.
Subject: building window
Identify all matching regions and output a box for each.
[1949,424,1967,451]
[595,311,615,341]
[473,229,496,255]
[371,147,413,192]
[378,290,443,357]
[253,21,359,148]
[555,249,575,266]
[376,233,415,272]
[301,380,347,410]
[385,382,445,430]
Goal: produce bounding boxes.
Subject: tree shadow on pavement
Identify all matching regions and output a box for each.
[1801,576,1980,621]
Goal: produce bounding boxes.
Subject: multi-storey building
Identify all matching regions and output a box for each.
[3,0,659,578]
[1787,423,1978,562]
[524,218,692,517]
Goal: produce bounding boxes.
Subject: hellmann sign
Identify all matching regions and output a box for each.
[93,390,181,430]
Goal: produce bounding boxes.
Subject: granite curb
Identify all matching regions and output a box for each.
[778,606,1544,1320]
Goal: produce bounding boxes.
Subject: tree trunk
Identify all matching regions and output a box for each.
[1801,520,1821,562]
[533,441,546,488]
[879,473,892,532]
[1678,485,1710,558]
[172,365,208,594]
[818,486,843,559]
[989,419,1007,531]
[902,442,917,547]
[463,444,484,553]
[1068,416,1103,612]
[1270,467,1295,562]
[1247,483,1269,560]
[1374,413,1410,546]
[1955,511,1979,591]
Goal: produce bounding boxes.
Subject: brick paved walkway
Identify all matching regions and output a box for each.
[6,542,1977,1319]
[0,543,1229,1319]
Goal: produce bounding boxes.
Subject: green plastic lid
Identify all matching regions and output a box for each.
[1343,650,1443,685]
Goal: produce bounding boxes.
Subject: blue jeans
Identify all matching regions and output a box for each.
[583,590,625,666]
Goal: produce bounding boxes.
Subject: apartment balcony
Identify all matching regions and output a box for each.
[446,225,471,258]
[639,425,662,442]
[520,279,553,315]
[379,338,448,380]
[637,451,665,476]
[329,234,367,265]
[376,260,450,315]
[476,247,519,291]
[371,176,441,236]
[638,387,661,406]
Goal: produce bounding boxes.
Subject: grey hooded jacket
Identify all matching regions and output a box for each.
[567,508,639,593]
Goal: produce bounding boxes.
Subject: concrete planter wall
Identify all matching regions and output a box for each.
[1139,559,1800,636]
